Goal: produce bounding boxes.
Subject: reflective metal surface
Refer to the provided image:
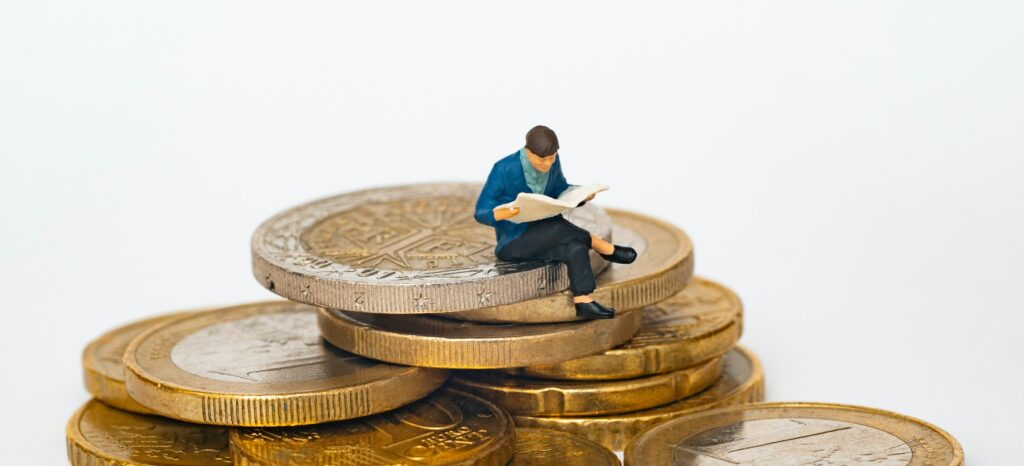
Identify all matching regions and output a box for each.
[510,428,620,466]
[252,183,612,313]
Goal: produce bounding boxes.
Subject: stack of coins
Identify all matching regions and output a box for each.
[66,182,963,465]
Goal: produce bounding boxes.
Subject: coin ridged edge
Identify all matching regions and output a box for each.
[122,304,450,427]
[229,388,518,466]
[450,208,695,323]
[513,346,765,451]
[624,402,964,466]
[317,307,644,369]
[450,357,723,416]
[251,183,615,314]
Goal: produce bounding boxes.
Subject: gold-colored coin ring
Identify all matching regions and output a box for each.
[123,301,449,426]
[82,311,197,414]
[230,388,515,466]
[318,306,643,369]
[624,402,964,466]
[66,399,232,466]
[505,277,741,380]
[513,346,764,451]
[449,208,694,323]
[510,428,620,466]
[449,357,722,416]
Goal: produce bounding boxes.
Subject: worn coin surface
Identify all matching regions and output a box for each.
[505,277,741,380]
[514,346,764,451]
[230,388,515,466]
[449,208,694,323]
[624,402,964,466]
[82,311,194,414]
[66,399,232,466]
[318,306,642,369]
[449,357,722,416]
[251,183,612,314]
[123,301,449,426]
[510,428,620,466]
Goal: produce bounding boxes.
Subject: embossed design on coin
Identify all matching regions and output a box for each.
[230,389,515,466]
[66,400,231,466]
[510,428,620,466]
[124,302,449,426]
[671,418,910,465]
[506,277,741,380]
[624,403,963,466]
[82,311,193,414]
[252,183,612,313]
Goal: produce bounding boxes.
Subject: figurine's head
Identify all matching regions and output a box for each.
[525,125,559,173]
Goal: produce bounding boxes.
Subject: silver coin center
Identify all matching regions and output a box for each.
[672,418,911,466]
[170,312,370,383]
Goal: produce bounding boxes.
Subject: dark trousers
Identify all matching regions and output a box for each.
[497,215,596,295]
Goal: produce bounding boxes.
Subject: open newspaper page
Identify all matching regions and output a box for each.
[497,184,608,223]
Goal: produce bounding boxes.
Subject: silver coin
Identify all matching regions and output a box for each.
[252,183,612,314]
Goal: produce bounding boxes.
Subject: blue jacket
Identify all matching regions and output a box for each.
[474,151,572,254]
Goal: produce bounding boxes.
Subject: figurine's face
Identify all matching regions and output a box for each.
[526,149,557,173]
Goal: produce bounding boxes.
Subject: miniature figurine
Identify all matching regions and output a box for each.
[474,125,638,319]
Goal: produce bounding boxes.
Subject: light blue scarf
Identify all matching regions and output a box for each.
[518,147,549,194]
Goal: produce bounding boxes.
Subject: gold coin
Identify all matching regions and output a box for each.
[505,277,741,380]
[449,208,694,323]
[230,388,515,466]
[82,311,193,414]
[514,346,764,450]
[317,306,643,369]
[252,183,612,314]
[66,399,232,466]
[449,357,722,416]
[123,301,449,426]
[624,402,964,466]
[510,428,620,466]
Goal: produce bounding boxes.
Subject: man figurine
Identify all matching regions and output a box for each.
[474,125,638,319]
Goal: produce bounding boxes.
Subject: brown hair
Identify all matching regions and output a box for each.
[525,125,559,157]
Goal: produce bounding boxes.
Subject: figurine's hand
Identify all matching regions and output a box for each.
[493,207,520,221]
[585,193,597,202]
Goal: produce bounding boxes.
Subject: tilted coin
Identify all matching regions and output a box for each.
[505,277,741,380]
[123,301,449,426]
[449,357,722,416]
[251,183,612,314]
[510,428,620,466]
[514,346,764,450]
[449,208,694,323]
[66,399,232,466]
[624,402,964,466]
[82,311,193,414]
[230,388,515,466]
[317,306,643,369]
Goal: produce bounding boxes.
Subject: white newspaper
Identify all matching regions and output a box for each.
[497,184,609,223]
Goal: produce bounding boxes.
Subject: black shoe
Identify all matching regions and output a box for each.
[600,245,637,264]
[575,300,616,319]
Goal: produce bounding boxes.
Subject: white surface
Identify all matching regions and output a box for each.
[498,184,608,223]
[1,1,1022,464]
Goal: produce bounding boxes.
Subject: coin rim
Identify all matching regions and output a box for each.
[505,277,742,379]
[623,401,965,466]
[317,306,644,369]
[122,301,450,426]
[229,388,517,466]
[449,357,723,416]
[448,208,695,323]
[513,345,765,451]
[251,183,613,314]
[65,399,232,466]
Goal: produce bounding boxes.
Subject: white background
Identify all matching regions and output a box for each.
[2,1,1022,464]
